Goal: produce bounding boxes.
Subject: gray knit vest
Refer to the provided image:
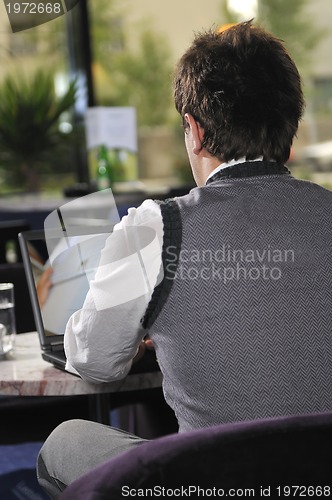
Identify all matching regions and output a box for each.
[142,161,332,432]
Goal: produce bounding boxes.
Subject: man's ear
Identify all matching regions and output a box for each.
[184,113,204,155]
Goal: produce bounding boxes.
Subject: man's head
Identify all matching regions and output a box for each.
[174,21,305,167]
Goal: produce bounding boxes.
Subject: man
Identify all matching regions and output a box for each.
[37,21,332,498]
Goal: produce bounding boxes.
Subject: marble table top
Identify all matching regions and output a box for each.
[0,332,162,397]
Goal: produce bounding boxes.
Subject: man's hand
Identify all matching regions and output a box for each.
[144,336,154,350]
[132,337,155,364]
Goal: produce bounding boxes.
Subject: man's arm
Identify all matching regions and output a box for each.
[64,199,163,383]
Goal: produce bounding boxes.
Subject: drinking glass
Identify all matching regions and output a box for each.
[0,283,16,358]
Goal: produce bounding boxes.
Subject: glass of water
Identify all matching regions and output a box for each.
[0,283,16,358]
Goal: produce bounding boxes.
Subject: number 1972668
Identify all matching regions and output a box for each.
[276,486,331,497]
[6,3,62,14]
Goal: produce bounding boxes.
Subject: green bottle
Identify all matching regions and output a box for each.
[108,148,125,183]
[96,144,112,190]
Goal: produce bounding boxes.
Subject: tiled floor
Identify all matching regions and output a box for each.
[0,442,47,500]
[0,442,43,475]
[0,468,48,499]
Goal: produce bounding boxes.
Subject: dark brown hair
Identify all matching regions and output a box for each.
[173,21,305,163]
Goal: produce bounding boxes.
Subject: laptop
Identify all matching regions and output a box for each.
[18,227,161,375]
[18,227,110,372]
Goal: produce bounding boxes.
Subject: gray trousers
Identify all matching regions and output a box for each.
[37,419,147,499]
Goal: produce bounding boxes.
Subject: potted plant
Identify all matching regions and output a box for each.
[0,69,77,193]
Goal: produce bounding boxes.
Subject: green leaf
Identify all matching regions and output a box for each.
[0,70,77,164]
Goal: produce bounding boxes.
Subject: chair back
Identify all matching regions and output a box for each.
[0,220,31,264]
[59,412,332,499]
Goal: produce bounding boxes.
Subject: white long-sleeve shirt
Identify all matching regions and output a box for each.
[64,198,163,382]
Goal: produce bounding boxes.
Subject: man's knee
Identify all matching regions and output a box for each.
[44,419,89,445]
[38,419,86,467]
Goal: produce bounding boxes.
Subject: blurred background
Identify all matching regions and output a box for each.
[0,0,331,196]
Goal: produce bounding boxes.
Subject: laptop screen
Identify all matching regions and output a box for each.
[19,228,110,344]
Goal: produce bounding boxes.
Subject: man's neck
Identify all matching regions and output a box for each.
[205,157,264,184]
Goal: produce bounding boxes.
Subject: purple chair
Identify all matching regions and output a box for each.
[60,412,332,499]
